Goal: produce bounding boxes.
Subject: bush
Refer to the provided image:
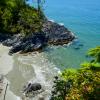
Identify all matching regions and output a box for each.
[51,47,100,100]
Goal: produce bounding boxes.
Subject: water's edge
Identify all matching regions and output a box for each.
[0,44,60,100]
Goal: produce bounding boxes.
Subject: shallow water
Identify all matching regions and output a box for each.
[0,78,21,100]
[0,44,59,100]
[6,52,59,100]
[43,0,100,69]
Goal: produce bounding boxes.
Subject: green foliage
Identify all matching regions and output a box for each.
[88,46,100,62]
[0,8,13,33]
[0,0,7,6]
[51,77,67,100]
[51,47,100,100]
[0,0,27,8]
[61,68,77,81]
[0,0,45,35]
[17,6,44,36]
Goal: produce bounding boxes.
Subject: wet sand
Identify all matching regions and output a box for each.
[0,44,13,75]
[0,44,21,100]
[0,44,59,100]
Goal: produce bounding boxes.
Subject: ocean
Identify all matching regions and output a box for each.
[42,0,100,69]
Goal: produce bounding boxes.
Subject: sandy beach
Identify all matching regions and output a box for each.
[0,44,21,100]
[0,44,13,75]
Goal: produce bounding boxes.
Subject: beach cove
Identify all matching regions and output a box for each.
[0,0,100,100]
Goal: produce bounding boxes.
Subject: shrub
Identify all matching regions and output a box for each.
[51,47,100,100]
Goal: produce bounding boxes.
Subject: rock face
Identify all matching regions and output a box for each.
[8,33,47,55]
[42,20,75,45]
[0,34,11,42]
[0,20,75,54]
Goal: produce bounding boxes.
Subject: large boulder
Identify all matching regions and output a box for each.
[23,83,42,94]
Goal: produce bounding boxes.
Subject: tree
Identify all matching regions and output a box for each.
[0,0,27,8]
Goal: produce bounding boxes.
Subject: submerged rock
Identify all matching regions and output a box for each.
[72,39,84,50]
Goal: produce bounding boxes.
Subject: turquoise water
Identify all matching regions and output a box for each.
[29,0,100,69]
[44,0,100,69]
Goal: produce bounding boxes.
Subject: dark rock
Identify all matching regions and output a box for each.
[1,20,75,54]
[2,34,23,47]
[78,44,84,47]
[23,83,42,94]
[34,42,43,50]
[2,39,11,46]
[2,39,15,46]
[0,34,11,42]
[8,33,46,54]
[22,44,35,53]
[42,20,75,45]
[54,76,59,80]
[72,39,84,50]
[74,47,80,50]
[39,97,45,100]
[9,42,22,55]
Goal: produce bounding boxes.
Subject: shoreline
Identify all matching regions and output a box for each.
[0,44,13,75]
[0,20,75,55]
[0,75,21,100]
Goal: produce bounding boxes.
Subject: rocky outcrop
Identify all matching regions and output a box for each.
[0,20,75,55]
[8,33,47,55]
[1,33,47,55]
[42,20,75,45]
[0,34,11,42]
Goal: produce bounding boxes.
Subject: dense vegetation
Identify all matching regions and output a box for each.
[0,0,45,36]
[51,46,100,100]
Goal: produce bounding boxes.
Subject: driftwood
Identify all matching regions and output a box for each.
[0,75,4,94]
[3,83,8,100]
